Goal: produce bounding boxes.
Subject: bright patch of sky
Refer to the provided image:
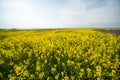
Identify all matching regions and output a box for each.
[0,0,120,29]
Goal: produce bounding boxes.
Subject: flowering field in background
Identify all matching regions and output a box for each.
[0,29,120,80]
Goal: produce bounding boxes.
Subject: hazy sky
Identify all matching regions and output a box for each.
[0,0,120,29]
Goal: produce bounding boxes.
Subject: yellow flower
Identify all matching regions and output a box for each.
[67,59,74,66]
[70,76,75,80]
[0,29,119,80]
[30,74,34,79]
[8,75,16,80]
[0,60,4,65]
[51,67,56,74]
[15,66,22,74]
[47,77,51,80]
[23,70,29,77]
[36,65,40,71]
[55,73,59,79]
[64,76,69,80]
[39,72,45,79]
[44,59,47,64]
[61,71,64,77]
[87,68,92,78]
[97,78,101,80]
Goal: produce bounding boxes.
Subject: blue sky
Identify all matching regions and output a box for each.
[0,0,120,29]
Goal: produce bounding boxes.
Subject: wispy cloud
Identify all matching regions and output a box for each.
[59,0,120,26]
[85,0,106,10]
[0,0,120,28]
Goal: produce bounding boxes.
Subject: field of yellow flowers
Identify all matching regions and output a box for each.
[0,29,120,80]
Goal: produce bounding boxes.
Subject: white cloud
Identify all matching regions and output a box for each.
[59,0,120,26]
[0,0,120,28]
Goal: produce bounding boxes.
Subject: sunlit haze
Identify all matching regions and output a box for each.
[0,0,120,29]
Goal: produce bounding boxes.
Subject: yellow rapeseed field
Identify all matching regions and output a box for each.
[0,29,120,80]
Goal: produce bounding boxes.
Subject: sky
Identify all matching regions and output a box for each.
[0,0,120,29]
